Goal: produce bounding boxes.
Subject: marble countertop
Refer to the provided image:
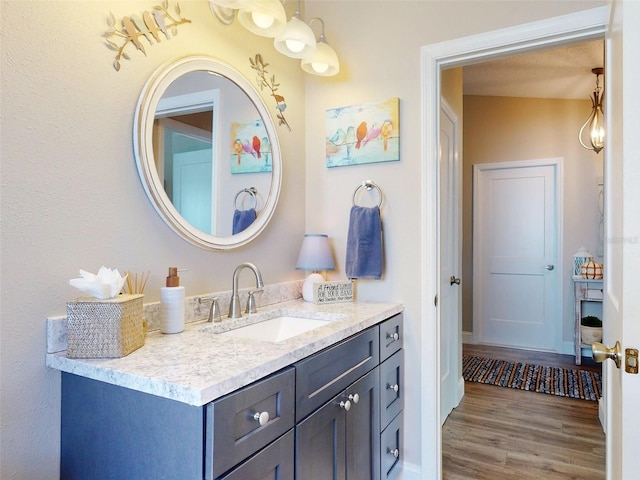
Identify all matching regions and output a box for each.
[46,299,403,407]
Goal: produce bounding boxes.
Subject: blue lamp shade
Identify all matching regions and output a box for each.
[296,234,335,301]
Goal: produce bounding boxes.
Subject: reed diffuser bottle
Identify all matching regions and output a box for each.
[160,267,185,334]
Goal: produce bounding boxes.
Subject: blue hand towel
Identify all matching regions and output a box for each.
[232,208,257,234]
[345,205,383,279]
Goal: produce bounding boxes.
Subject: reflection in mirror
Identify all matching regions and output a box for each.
[134,56,281,250]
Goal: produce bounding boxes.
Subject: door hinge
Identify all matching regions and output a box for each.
[434,294,438,307]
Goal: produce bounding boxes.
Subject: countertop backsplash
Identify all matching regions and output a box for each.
[47,280,303,354]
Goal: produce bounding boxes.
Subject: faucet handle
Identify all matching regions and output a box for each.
[198,297,221,323]
[245,289,263,314]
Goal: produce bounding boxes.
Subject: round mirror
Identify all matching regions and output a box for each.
[134,56,282,250]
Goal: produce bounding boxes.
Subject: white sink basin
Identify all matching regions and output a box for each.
[220,316,331,342]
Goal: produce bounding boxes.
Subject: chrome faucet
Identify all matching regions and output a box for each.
[228,262,264,319]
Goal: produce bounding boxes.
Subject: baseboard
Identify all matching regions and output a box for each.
[598,396,606,433]
[396,461,421,480]
[462,331,474,344]
[457,375,465,406]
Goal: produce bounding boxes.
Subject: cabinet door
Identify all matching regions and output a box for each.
[380,412,403,480]
[296,392,347,480]
[218,430,294,480]
[346,369,381,480]
[380,350,403,429]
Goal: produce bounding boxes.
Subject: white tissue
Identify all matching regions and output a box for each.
[69,267,127,299]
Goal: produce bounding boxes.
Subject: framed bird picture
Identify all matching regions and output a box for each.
[325,97,399,168]
[230,119,272,174]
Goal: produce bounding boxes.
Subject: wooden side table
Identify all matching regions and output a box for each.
[573,277,603,365]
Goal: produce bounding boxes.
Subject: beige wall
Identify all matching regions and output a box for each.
[1,1,606,477]
[462,95,604,345]
[303,1,605,474]
[1,2,307,477]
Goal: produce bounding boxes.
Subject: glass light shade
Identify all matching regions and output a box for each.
[301,40,339,76]
[296,234,335,271]
[274,15,317,59]
[237,0,286,37]
[579,69,605,154]
[209,0,249,8]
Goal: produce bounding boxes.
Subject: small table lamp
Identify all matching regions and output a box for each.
[296,234,335,302]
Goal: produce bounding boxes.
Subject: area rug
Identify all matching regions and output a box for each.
[462,355,602,402]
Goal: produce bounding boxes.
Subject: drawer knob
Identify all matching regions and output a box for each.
[339,400,352,411]
[253,411,270,426]
[387,332,400,342]
[387,383,399,393]
[388,448,400,458]
[348,393,360,404]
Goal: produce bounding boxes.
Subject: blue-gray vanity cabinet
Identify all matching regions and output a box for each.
[296,368,380,480]
[379,313,403,362]
[60,367,295,480]
[61,373,205,480]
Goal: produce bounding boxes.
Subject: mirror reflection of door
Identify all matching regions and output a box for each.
[154,87,219,234]
[163,122,214,233]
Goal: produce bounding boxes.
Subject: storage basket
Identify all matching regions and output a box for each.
[67,294,144,358]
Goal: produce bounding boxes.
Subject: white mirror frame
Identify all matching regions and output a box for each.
[133,55,282,250]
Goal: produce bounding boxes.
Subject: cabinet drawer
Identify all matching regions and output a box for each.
[205,367,295,479]
[380,313,403,362]
[218,429,294,480]
[380,350,403,429]
[380,411,403,480]
[295,327,379,422]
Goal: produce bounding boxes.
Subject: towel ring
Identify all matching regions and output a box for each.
[234,187,257,210]
[352,180,383,208]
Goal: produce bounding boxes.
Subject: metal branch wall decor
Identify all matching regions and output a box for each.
[249,54,290,131]
[104,1,191,71]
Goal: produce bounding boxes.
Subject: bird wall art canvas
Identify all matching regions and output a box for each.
[325,98,399,168]
[230,119,272,174]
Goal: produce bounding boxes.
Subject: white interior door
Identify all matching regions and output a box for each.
[439,99,462,424]
[473,160,561,351]
[603,2,640,477]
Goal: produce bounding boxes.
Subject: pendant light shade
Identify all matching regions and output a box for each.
[237,0,287,37]
[301,18,339,76]
[274,13,316,59]
[579,67,605,154]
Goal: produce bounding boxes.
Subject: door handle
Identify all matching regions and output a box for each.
[450,276,461,285]
[592,341,622,368]
[544,264,555,271]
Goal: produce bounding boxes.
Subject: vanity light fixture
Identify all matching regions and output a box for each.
[273,0,316,59]
[301,18,339,77]
[296,234,335,302]
[579,67,605,154]
[237,0,287,37]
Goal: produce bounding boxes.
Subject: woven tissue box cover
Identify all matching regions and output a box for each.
[67,294,144,358]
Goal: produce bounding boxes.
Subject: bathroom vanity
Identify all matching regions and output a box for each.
[49,300,403,480]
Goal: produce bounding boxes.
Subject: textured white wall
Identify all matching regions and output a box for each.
[303,0,606,475]
[0,1,305,478]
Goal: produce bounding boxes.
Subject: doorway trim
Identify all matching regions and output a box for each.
[419,6,608,479]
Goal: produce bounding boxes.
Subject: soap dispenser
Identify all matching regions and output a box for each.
[160,267,185,334]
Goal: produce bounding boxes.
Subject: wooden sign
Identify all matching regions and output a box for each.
[313,281,353,304]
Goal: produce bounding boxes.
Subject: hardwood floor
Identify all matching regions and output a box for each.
[442,344,605,480]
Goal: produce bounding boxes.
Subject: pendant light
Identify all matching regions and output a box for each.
[237,0,287,38]
[579,67,605,154]
[274,0,316,59]
[301,18,339,77]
